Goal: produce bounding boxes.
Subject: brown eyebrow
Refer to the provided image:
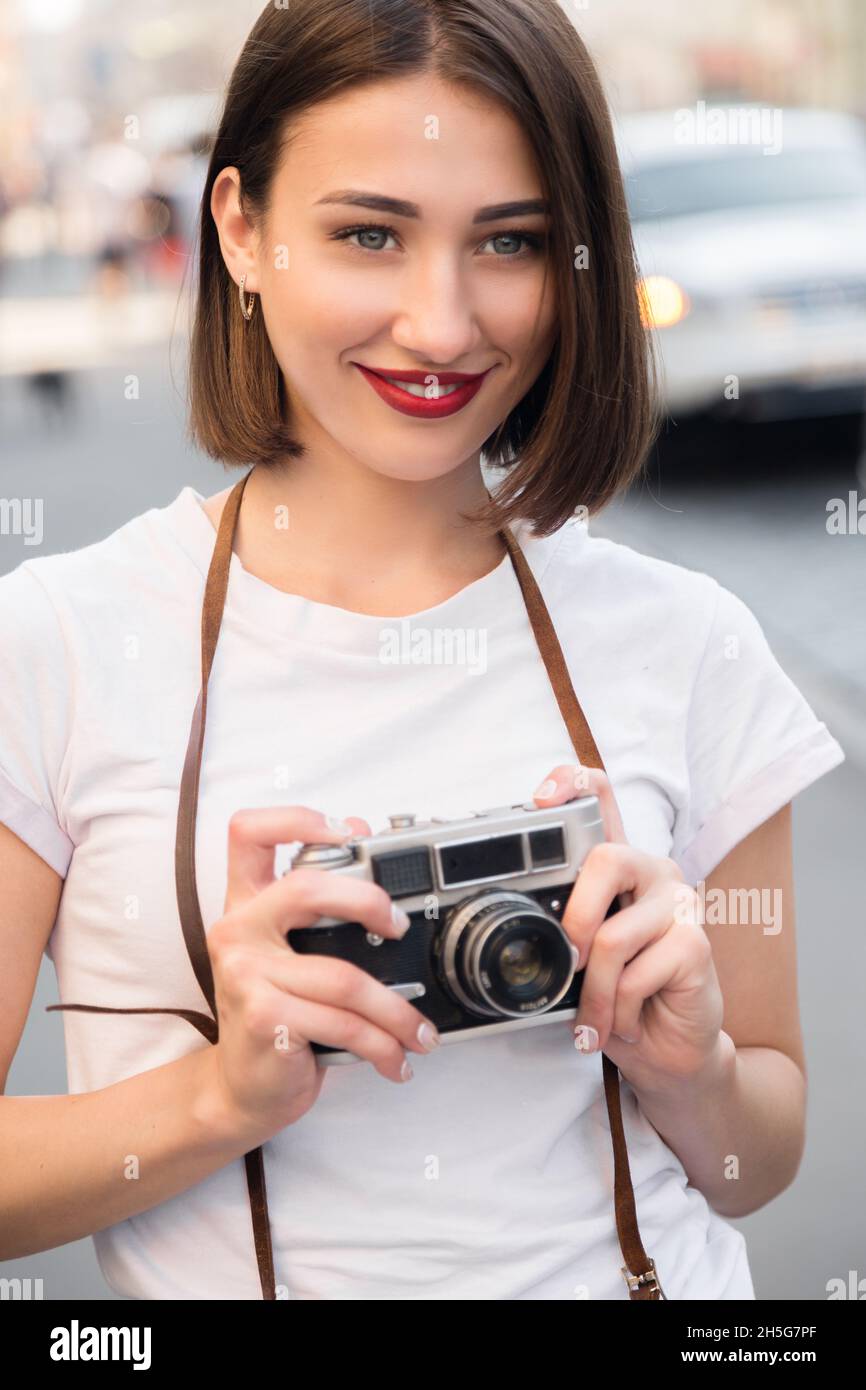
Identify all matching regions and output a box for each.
[315,190,550,223]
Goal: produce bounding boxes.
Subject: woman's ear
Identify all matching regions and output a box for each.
[210,166,260,293]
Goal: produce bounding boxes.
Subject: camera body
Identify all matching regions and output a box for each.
[284,795,608,1064]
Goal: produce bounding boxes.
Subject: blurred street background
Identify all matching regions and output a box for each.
[0,0,864,1301]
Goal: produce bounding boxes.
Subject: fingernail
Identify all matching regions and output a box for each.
[391,904,412,935]
[400,1057,414,1082]
[570,944,581,971]
[325,815,353,837]
[574,1024,599,1053]
[534,779,557,799]
[417,1021,440,1051]
[614,1032,638,1044]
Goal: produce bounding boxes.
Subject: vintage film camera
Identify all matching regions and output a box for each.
[284,796,608,1064]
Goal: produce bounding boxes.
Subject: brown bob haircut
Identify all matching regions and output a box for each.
[187,0,659,538]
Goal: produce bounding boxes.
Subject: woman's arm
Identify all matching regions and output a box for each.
[0,822,253,1261]
[0,1047,256,1261]
[533,767,809,1223]
[1,802,434,1262]
[629,802,807,1218]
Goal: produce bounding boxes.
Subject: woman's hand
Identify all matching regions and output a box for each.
[532,764,725,1091]
[203,806,441,1147]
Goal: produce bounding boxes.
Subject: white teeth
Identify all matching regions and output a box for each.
[384,378,461,398]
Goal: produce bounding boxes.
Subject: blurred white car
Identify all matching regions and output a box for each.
[615,107,866,421]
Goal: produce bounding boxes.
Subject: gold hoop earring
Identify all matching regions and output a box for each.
[239,274,256,322]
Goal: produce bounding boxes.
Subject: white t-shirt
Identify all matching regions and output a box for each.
[0,484,844,1301]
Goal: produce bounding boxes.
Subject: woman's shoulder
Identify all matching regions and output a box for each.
[526,514,826,723]
[520,515,845,884]
[0,485,209,631]
[520,512,723,640]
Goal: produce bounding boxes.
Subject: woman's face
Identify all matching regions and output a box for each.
[214,72,559,483]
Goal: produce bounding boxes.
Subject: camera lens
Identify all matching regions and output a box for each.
[438,891,575,1019]
[499,935,545,988]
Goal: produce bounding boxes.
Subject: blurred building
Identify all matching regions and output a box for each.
[569,0,866,116]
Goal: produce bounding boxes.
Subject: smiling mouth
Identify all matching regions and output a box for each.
[355,365,490,398]
[378,377,461,398]
[351,362,494,418]
[348,361,492,414]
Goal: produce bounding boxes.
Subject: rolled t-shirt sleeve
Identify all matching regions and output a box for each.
[671,579,845,886]
[0,562,75,877]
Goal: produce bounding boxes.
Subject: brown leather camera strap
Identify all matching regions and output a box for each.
[499,519,664,1301]
[50,467,664,1301]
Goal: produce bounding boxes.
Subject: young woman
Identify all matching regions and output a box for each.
[0,0,844,1301]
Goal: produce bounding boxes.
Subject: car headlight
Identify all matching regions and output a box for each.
[637,275,691,329]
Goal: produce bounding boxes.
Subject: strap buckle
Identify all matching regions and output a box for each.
[621,1257,665,1298]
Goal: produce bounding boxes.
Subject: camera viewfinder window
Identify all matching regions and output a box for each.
[439,834,525,885]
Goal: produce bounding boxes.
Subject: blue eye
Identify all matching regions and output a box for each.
[330,223,398,254]
[330,222,546,259]
[480,231,545,257]
[333,225,399,253]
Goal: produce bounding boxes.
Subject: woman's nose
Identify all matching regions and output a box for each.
[388,260,481,364]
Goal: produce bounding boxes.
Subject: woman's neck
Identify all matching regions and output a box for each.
[200,456,507,617]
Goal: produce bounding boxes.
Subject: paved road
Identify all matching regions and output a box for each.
[1,348,863,1301]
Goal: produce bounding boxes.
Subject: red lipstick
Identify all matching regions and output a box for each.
[353,363,494,419]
